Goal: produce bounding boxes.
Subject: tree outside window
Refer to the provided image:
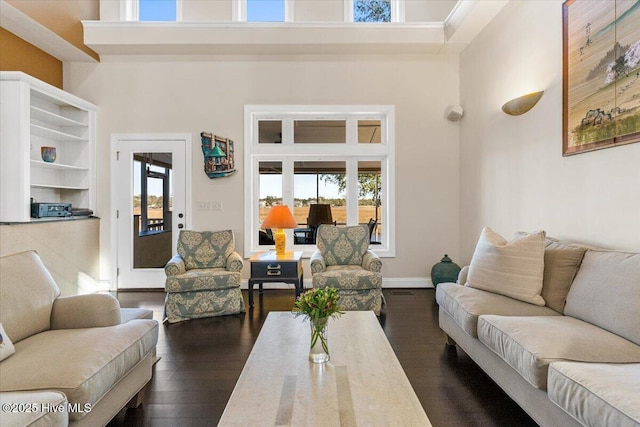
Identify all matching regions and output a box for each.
[354,0,391,22]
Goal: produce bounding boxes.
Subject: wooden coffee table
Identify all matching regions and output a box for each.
[219,311,432,426]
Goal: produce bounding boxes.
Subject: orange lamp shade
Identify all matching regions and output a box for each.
[261,205,298,230]
[261,205,298,255]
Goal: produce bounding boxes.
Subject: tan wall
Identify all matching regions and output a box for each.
[182,0,232,21]
[6,0,99,61]
[65,53,461,285]
[0,27,63,88]
[0,218,101,296]
[459,0,640,263]
[295,1,344,22]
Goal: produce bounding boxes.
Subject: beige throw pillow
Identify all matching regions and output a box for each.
[0,321,16,361]
[466,227,546,306]
[541,239,586,313]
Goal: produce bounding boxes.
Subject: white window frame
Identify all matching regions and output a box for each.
[244,105,396,258]
[345,0,404,23]
[233,0,293,22]
[121,0,183,21]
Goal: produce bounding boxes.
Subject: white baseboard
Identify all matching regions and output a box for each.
[383,277,433,288]
[240,277,433,290]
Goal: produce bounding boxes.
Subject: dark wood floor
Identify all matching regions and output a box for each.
[109,289,537,426]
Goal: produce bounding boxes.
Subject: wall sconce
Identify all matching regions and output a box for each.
[501,91,544,116]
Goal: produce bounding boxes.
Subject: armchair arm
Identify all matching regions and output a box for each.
[165,255,186,276]
[51,294,121,329]
[362,250,382,272]
[226,251,244,272]
[310,250,326,274]
[457,265,469,285]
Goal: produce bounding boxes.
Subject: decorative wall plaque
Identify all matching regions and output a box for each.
[201,132,236,178]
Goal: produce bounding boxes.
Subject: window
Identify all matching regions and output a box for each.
[140,0,176,21]
[247,0,284,22]
[234,0,291,22]
[354,0,391,22]
[345,0,403,23]
[245,106,395,257]
[123,0,179,21]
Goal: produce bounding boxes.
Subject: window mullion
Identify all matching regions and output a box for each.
[282,118,294,145]
[282,158,295,243]
[346,159,359,225]
[346,117,358,145]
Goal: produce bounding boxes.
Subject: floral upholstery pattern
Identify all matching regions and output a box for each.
[312,225,384,315]
[177,230,235,270]
[164,288,245,323]
[165,230,244,323]
[316,225,369,266]
[165,268,241,293]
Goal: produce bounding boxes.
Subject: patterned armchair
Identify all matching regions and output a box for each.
[311,224,384,315]
[164,230,245,323]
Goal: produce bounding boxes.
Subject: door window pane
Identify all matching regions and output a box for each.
[247,0,285,22]
[358,160,382,244]
[354,0,391,22]
[294,120,346,144]
[133,152,173,268]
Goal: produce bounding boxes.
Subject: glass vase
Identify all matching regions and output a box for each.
[309,318,330,363]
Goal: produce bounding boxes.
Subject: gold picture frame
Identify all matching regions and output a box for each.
[563,0,640,156]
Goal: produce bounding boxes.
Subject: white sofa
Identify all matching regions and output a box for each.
[0,250,159,426]
[436,238,640,427]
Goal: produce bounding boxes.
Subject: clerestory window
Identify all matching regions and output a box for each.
[123,0,179,21]
[245,105,396,257]
[346,0,403,23]
[234,0,291,22]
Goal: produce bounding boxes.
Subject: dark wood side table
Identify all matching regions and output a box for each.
[248,251,304,307]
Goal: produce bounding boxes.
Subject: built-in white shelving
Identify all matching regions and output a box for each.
[0,72,97,222]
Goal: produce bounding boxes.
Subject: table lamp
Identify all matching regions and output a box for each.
[261,205,298,255]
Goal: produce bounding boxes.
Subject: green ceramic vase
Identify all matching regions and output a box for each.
[431,254,461,288]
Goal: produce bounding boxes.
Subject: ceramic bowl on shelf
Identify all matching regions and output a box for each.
[41,146,56,163]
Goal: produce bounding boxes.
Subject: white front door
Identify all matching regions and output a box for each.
[112,134,190,289]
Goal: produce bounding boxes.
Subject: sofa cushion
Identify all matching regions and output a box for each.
[0,391,69,427]
[466,227,546,306]
[177,230,235,270]
[316,225,370,266]
[0,251,60,343]
[0,319,158,421]
[436,283,559,338]
[477,315,640,390]
[541,240,586,313]
[548,362,640,427]
[564,250,640,346]
[165,269,242,292]
[0,321,16,361]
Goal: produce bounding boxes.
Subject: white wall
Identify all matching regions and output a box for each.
[459,0,640,263]
[65,53,461,287]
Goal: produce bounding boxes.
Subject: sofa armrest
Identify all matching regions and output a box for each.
[165,255,186,276]
[362,250,382,272]
[226,251,244,272]
[51,294,121,329]
[310,251,326,273]
[457,265,469,284]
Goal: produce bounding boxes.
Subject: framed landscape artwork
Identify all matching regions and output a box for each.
[563,0,640,156]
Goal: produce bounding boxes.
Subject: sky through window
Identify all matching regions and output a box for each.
[139,0,176,21]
